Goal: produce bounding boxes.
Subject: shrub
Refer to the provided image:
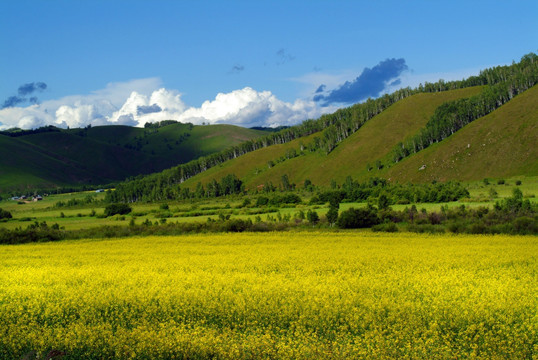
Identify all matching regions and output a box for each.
[336,207,379,229]
[306,210,319,224]
[104,203,132,217]
[326,207,339,225]
[0,208,12,219]
[497,179,505,185]
[512,216,538,234]
[241,198,252,208]
[256,196,269,206]
[222,219,252,232]
[515,180,522,186]
[372,222,398,232]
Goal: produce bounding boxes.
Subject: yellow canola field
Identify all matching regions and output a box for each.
[0,232,536,359]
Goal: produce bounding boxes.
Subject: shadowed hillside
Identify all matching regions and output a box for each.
[0,123,268,191]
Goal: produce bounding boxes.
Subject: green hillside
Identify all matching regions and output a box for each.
[183,84,536,191]
[182,86,484,189]
[0,123,268,191]
[383,84,538,182]
[0,135,99,189]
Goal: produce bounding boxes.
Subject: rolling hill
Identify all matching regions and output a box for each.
[0,123,268,191]
[179,86,485,189]
[5,54,537,199]
[383,84,538,182]
[106,53,538,203]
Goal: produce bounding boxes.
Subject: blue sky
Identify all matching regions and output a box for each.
[1,0,536,129]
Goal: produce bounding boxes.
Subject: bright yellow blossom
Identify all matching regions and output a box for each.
[0,232,536,359]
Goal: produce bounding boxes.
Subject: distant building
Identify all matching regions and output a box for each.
[33,195,43,201]
[96,189,104,193]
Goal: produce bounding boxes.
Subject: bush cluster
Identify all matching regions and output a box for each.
[104,203,132,217]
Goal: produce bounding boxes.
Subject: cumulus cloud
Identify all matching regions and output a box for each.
[107,88,187,127]
[177,87,332,128]
[0,78,334,130]
[0,105,54,129]
[0,78,162,129]
[314,58,408,105]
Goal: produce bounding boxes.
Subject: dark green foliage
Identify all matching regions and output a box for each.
[324,177,469,204]
[515,180,522,186]
[307,210,320,224]
[0,125,61,137]
[326,207,339,225]
[241,198,252,208]
[303,179,313,190]
[401,188,537,235]
[378,193,390,210]
[256,193,302,207]
[280,174,295,191]
[143,120,180,129]
[318,190,346,205]
[256,196,269,206]
[0,221,64,244]
[222,219,253,232]
[104,203,132,217]
[497,179,506,185]
[372,222,398,232]
[336,207,380,229]
[267,194,302,206]
[107,173,243,203]
[54,194,98,208]
[0,208,12,219]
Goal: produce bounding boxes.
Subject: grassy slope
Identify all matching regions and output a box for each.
[1,124,268,190]
[384,84,538,182]
[17,132,164,180]
[181,132,321,189]
[183,87,483,189]
[166,124,268,163]
[0,135,101,189]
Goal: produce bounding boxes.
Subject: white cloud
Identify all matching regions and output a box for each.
[0,79,332,130]
[108,88,188,127]
[177,87,333,128]
[0,105,54,130]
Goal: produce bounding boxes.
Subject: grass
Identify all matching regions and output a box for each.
[1,177,536,231]
[0,232,536,359]
[384,84,538,182]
